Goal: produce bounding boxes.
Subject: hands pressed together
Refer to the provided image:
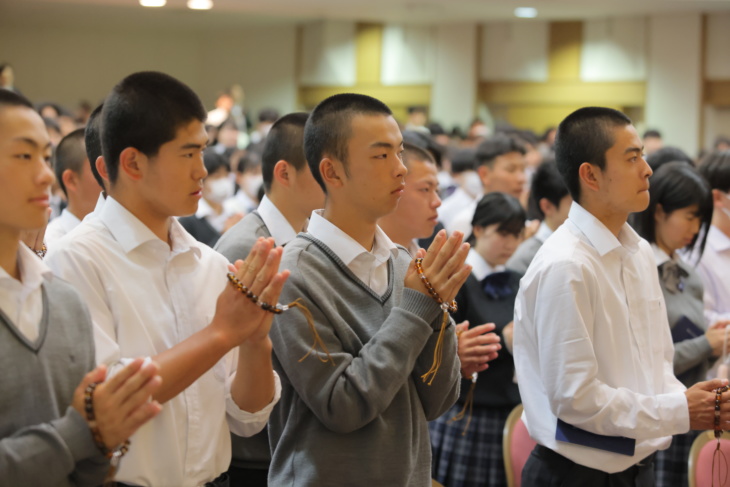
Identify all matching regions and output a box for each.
[405,230,471,303]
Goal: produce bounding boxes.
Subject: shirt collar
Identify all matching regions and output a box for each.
[534,221,553,243]
[306,210,398,267]
[567,202,640,257]
[0,244,53,290]
[651,243,673,266]
[87,193,106,220]
[100,196,201,257]
[707,225,730,252]
[57,208,82,231]
[257,195,298,246]
[465,248,505,281]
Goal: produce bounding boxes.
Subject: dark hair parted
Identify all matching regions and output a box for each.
[0,89,33,110]
[630,162,713,257]
[471,192,526,241]
[85,103,105,189]
[304,93,392,193]
[261,112,308,192]
[530,161,569,219]
[699,150,730,192]
[101,71,206,184]
[554,106,632,202]
[475,133,526,168]
[54,128,87,197]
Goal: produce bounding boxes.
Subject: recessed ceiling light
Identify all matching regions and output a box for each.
[140,0,166,6]
[514,7,538,18]
[187,0,213,9]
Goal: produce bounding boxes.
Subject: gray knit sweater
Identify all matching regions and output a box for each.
[0,276,108,486]
[268,234,461,487]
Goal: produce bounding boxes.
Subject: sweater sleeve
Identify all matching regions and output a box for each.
[0,407,108,486]
[673,335,714,375]
[270,259,445,434]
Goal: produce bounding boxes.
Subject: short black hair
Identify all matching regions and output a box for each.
[530,161,569,219]
[101,71,206,184]
[643,129,662,139]
[471,192,526,240]
[630,162,713,257]
[449,148,477,174]
[402,142,435,169]
[401,130,442,167]
[53,128,87,197]
[699,150,730,192]
[85,103,105,189]
[304,93,393,193]
[0,89,33,110]
[475,133,526,169]
[258,108,280,124]
[203,148,229,176]
[646,146,693,172]
[554,106,632,202]
[261,112,308,192]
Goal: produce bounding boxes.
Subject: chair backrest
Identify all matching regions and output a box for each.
[689,430,730,487]
[503,404,537,487]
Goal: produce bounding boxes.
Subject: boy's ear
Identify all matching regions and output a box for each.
[578,162,600,194]
[320,157,344,190]
[272,160,292,189]
[118,148,144,182]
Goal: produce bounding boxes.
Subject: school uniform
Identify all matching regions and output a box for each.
[430,249,521,487]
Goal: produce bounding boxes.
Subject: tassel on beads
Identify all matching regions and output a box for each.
[448,372,478,436]
[290,299,335,366]
[420,310,450,385]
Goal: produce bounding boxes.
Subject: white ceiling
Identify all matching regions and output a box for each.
[3,0,730,29]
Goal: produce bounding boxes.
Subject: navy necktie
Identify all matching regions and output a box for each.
[481,271,513,300]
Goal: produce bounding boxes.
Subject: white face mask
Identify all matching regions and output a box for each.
[462,171,483,199]
[206,177,234,204]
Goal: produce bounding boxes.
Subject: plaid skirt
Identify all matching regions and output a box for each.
[654,430,699,487]
[429,403,514,487]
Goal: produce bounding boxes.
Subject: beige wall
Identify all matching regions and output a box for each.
[0,24,298,118]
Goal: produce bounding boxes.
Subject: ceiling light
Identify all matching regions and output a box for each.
[187,0,213,9]
[140,0,166,6]
[514,7,538,18]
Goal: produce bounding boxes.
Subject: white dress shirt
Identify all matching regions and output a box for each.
[307,210,398,296]
[533,220,553,244]
[438,187,478,229]
[46,196,280,487]
[697,225,730,325]
[514,202,688,473]
[443,198,477,240]
[44,208,81,245]
[0,244,51,343]
[257,195,298,246]
[195,197,229,234]
[465,248,505,281]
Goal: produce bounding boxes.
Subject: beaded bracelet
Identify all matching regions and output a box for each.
[84,382,130,483]
[226,272,334,366]
[30,243,47,259]
[713,385,730,487]
[414,258,457,386]
[227,272,289,314]
[414,258,457,313]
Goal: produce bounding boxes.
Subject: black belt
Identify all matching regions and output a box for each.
[113,473,229,487]
[535,444,655,480]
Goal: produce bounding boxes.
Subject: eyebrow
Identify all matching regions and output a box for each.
[180,142,208,151]
[12,137,52,150]
[369,140,404,150]
[624,146,643,155]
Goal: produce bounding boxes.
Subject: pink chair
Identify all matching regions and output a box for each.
[689,430,730,487]
[503,404,537,487]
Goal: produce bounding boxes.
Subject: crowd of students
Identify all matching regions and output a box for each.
[2,67,730,487]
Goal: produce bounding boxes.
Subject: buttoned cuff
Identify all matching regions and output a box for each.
[225,370,281,437]
[658,391,691,436]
